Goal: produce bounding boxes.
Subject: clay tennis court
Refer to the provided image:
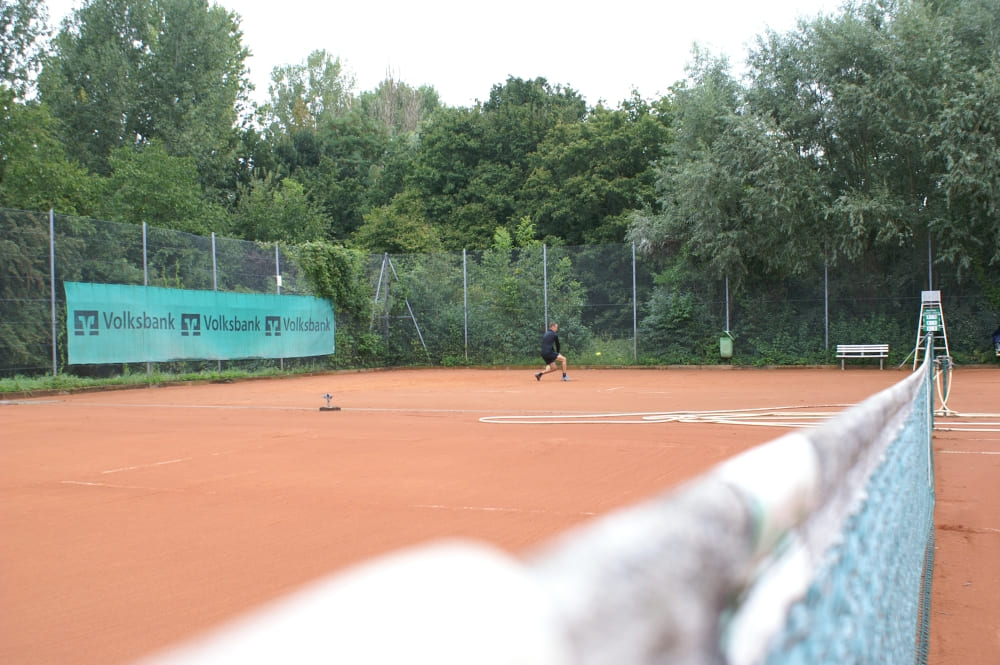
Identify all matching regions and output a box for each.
[2,367,997,664]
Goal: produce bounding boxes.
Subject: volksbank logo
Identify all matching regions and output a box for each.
[265,316,281,336]
[181,313,201,336]
[73,310,99,336]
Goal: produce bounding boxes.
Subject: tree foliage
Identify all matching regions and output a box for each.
[260,49,354,135]
[633,0,1000,296]
[99,141,227,234]
[38,0,248,181]
[231,174,326,243]
[0,100,98,213]
[1,0,48,99]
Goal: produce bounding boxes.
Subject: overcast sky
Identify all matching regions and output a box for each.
[44,0,846,107]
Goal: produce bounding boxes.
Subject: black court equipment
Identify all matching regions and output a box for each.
[320,393,341,411]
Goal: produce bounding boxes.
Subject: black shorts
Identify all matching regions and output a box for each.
[542,352,559,364]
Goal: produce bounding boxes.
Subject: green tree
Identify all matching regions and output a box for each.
[405,105,489,246]
[406,77,588,249]
[256,52,396,240]
[351,189,441,254]
[635,0,1000,285]
[0,100,99,213]
[933,62,1000,277]
[232,174,326,243]
[99,141,228,234]
[38,0,249,181]
[1,0,48,99]
[742,0,1000,279]
[522,93,672,244]
[264,109,389,240]
[145,0,250,195]
[259,49,355,135]
[358,74,441,136]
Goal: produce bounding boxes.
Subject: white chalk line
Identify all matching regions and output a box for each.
[413,503,597,516]
[102,457,192,474]
[938,450,1000,455]
[59,480,183,492]
[480,405,850,426]
[24,401,572,416]
[62,445,259,490]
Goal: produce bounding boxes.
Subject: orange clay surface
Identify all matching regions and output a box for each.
[1,367,997,665]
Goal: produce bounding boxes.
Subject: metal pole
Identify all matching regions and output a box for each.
[144,223,151,376]
[372,253,387,329]
[275,244,282,295]
[927,232,933,290]
[463,249,468,362]
[211,232,218,291]
[212,233,220,371]
[632,241,638,362]
[49,209,57,376]
[725,275,730,333]
[276,243,283,371]
[543,245,548,327]
[824,254,829,350]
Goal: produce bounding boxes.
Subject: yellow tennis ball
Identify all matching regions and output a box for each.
[595,351,602,356]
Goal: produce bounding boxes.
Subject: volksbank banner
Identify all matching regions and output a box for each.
[65,282,335,364]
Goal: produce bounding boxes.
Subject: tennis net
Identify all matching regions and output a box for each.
[529,350,935,665]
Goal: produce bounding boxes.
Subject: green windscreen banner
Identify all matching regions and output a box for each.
[65,282,335,364]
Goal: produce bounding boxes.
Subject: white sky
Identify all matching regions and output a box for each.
[44,0,845,107]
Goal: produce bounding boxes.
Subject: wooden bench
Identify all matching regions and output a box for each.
[836,344,889,369]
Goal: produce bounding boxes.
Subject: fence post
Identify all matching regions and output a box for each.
[632,241,638,362]
[725,275,730,333]
[543,245,548,327]
[212,232,220,371]
[824,254,829,350]
[463,249,468,362]
[49,209,57,377]
[144,222,151,376]
[275,244,282,295]
[276,243,284,371]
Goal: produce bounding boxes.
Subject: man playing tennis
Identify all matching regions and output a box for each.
[535,321,570,381]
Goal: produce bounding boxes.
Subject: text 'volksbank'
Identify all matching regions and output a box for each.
[82,311,331,336]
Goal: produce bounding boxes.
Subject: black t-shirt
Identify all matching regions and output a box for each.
[541,329,560,356]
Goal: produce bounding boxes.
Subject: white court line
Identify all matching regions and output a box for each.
[76,402,315,411]
[59,480,181,492]
[413,503,598,516]
[938,450,1000,455]
[102,457,192,474]
[61,402,555,416]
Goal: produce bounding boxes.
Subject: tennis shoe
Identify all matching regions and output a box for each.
[535,372,542,381]
[562,375,571,381]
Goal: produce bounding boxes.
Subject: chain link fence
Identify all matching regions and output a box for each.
[1,208,996,378]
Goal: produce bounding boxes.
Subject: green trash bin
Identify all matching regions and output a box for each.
[720,332,734,359]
